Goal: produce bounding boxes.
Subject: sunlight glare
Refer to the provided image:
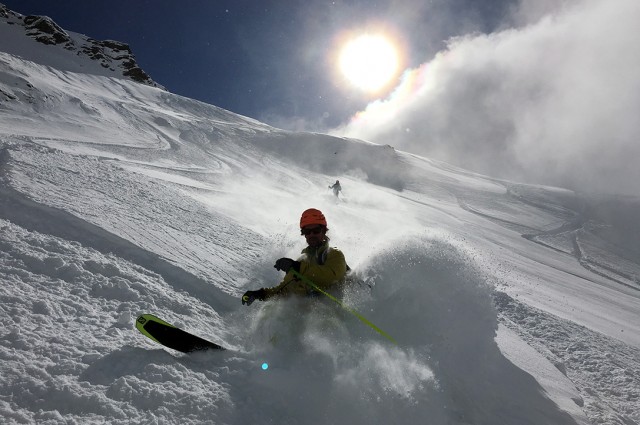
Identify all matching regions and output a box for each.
[339,34,399,93]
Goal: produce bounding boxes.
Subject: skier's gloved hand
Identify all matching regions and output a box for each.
[242,289,266,306]
[274,258,301,273]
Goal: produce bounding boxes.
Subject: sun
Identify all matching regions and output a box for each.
[339,34,399,93]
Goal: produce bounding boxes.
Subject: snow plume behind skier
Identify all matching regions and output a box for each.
[242,208,348,305]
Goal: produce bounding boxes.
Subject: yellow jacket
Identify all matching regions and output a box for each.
[264,241,347,299]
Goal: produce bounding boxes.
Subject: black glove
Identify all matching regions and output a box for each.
[242,289,266,306]
[274,258,301,273]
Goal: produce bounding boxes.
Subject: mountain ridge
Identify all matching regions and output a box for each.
[0,2,161,88]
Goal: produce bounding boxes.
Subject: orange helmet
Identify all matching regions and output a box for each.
[300,208,327,228]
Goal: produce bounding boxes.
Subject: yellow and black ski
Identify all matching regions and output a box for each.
[136,314,224,353]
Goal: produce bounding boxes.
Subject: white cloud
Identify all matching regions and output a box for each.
[335,0,640,196]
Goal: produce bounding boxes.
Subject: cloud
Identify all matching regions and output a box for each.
[334,0,640,196]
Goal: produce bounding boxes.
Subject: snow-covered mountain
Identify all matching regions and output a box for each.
[0,3,160,88]
[1,6,639,425]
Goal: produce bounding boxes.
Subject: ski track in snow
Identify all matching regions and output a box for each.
[496,292,640,424]
[0,48,639,424]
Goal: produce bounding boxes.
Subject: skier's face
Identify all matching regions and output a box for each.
[301,225,325,247]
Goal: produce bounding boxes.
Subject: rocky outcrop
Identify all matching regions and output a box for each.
[0,3,161,88]
[23,15,72,46]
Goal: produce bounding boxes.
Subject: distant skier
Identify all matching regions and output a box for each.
[329,180,342,198]
[241,208,348,305]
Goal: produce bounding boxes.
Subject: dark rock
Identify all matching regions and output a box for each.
[1,3,162,88]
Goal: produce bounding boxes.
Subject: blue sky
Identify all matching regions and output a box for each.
[3,0,516,130]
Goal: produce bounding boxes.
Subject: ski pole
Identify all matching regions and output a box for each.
[291,270,397,344]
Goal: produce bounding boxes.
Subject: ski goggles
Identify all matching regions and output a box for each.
[301,226,325,235]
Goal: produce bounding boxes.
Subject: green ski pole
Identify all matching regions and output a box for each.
[291,270,397,344]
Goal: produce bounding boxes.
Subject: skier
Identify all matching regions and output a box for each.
[329,180,342,198]
[242,208,348,305]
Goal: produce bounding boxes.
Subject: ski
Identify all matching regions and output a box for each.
[136,314,224,353]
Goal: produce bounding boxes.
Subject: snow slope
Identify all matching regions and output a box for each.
[1,32,639,425]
